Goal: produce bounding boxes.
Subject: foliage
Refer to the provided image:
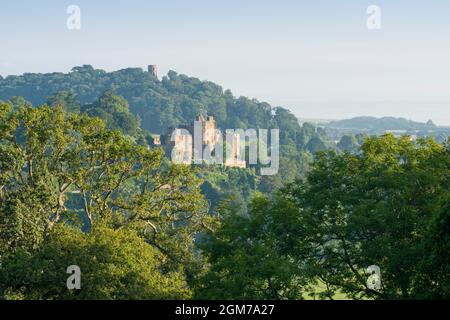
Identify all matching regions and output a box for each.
[81,90,140,136]
[197,134,450,300]
[0,66,330,190]
[0,104,215,299]
[2,67,447,300]
[195,195,308,299]
[47,91,80,113]
[337,134,359,152]
[0,225,191,300]
[198,166,258,214]
[327,116,437,131]
[288,134,450,299]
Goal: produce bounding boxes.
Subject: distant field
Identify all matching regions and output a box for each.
[304,282,351,300]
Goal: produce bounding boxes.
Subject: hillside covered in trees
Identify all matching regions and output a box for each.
[0,65,316,138]
[0,65,336,195]
[325,116,450,145]
[327,116,438,131]
[1,103,448,300]
[0,67,449,300]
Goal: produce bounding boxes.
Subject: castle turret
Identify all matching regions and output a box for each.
[148,65,158,79]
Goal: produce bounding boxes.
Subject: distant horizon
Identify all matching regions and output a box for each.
[275,100,450,127]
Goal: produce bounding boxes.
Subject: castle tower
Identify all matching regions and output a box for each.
[162,114,245,169]
[190,115,216,147]
[148,65,158,79]
[202,115,216,147]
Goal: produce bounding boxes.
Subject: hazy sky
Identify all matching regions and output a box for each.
[1,0,450,124]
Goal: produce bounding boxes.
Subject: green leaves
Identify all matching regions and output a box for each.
[195,194,308,300]
[0,225,191,300]
[0,105,213,299]
[197,134,450,300]
[81,91,140,136]
[287,134,450,299]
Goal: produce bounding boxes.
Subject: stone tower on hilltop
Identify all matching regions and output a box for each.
[148,65,158,79]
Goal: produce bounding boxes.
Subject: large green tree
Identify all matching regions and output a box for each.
[195,195,308,300]
[290,134,450,299]
[81,90,140,136]
[0,103,215,299]
[0,225,191,300]
[197,134,450,300]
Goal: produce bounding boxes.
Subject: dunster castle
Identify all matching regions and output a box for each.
[147,65,245,168]
[152,115,246,169]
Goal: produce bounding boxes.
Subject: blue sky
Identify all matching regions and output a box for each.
[1,0,450,124]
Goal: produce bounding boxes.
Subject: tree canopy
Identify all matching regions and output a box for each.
[196,134,450,300]
[0,103,215,299]
[1,67,448,300]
